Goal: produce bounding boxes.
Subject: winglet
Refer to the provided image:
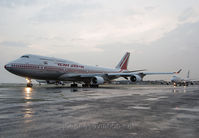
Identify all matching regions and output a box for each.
[115,52,130,70]
[176,69,182,74]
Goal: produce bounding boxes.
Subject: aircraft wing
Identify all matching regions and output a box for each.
[122,69,147,73]
[108,71,179,78]
[58,73,106,80]
[109,69,181,76]
[59,69,181,81]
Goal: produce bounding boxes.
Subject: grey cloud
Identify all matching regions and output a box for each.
[0,41,28,47]
[99,21,199,70]
[0,0,37,8]
[32,2,101,22]
[145,6,157,11]
[178,8,196,22]
[31,0,138,23]
[153,22,199,49]
[144,21,199,71]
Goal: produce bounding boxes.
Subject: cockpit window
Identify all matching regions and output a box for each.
[21,56,29,58]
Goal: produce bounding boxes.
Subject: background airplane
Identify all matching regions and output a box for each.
[171,70,194,86]
[4,52,180,88]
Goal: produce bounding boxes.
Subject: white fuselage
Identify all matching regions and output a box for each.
[5,54,121,82]
[171,75,193,86]
[5,53,178,87]
[171,76,183,83]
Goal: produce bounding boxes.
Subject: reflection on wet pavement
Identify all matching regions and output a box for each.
[0,85,199,138]
[23,87,33,124]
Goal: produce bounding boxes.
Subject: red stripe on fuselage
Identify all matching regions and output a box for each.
[8,63,120,74]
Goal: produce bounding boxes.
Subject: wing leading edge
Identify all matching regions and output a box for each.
[58,69,181,82]
[108,69,181,78]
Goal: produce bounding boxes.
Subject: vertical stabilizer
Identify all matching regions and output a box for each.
[187,70,190,79]
[115,52,130,70]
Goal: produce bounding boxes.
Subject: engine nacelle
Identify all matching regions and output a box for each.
[91,76,105,85]
[130,75,142,82]
[46,80,57,84]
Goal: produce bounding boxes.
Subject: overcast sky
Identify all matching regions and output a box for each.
[0,0,199,83]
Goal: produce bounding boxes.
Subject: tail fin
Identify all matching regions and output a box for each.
[187,70,190,79]
[176,69,182,74]
[115,52,130,70]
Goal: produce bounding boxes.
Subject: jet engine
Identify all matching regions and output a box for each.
[46,80,64,85]
[130,75,142,82]
[46,80,57,84]
[91,76,105,84]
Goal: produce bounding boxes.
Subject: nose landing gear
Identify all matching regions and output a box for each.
[26,78,33,87]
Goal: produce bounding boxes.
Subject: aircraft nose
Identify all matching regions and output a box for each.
[4,64,11,71]
[4,64,8,69]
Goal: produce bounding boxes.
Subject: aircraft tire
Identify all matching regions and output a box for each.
[27,83,33,87]
[90,85,99,88]
[82,84,89,88]
[71,84,78,88]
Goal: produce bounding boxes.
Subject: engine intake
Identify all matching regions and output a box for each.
[91,76,104,84]
[46,80,57,84]
[130,75,142,82]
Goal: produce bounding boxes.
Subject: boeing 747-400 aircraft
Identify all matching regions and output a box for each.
[4,52,180,87]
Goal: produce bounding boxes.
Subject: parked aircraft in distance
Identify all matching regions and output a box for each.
[171,70,194,86]
[5,52,180,88]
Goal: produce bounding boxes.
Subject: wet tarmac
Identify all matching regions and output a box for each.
[0,84,199,138]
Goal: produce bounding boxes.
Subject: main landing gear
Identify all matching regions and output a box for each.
[26,78,33,87]
[82,84,89,88]
[70,83,99,88]
[71,83,78,88]
[90,84,99,88]
[82,84,99,88]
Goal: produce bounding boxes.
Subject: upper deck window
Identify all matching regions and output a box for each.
[40,58,54,61]
[21,56,29,58]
